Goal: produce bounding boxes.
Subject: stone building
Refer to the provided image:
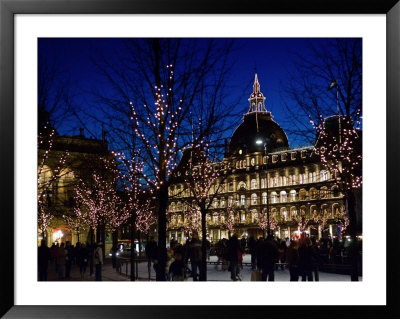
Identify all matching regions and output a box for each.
[167,75,349,243]
[38,130,111,246]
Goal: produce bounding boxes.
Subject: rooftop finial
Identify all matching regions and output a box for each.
[247,73,267,114]
[253,73,260,94]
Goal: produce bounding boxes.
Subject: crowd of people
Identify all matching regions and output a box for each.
[38,239,104,281]
[38,232,359,282]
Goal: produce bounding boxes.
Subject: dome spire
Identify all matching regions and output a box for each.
[247,73,267,114]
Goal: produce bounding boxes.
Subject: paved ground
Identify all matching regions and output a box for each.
[44,254,361,281]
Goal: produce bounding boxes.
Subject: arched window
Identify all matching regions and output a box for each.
[310,188,318,200]
[262,192,267,204]
[213,199,218,208]
[176,202,182,211]
[280,191,287,203]
[332,185,340,197]
[281,176,287,186]
[240,195,246,206]
[289,190,297,202]
[228,196,233,207]
[237,181,247,191]
[251,193,258,205]
[320,170,328,181]
[320,186,328,198]
[271,192,278,203]
[290,206,297,219]
[299,189,307,201]
[281,207,288,221]
[220,198,225,208]
[251,210,258,223]
[272,208,279,221]
[299,173,306,184]
[251,179,257,189]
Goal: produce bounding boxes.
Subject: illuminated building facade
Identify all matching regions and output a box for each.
[167,75,350,243]
[38,130,110,246]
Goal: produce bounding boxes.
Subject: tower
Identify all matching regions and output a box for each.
[247,73,267,114]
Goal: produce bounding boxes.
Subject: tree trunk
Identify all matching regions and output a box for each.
[347,190,359,281]
[156,185,168,281]
[138,230,142,254]
[199,204,207,281]
[130,212,136,281]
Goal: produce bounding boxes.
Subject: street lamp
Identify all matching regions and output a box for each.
[256,137,270,237]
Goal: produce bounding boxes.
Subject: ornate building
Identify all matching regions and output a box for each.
[38,130,111,246]
[167,75,348,243]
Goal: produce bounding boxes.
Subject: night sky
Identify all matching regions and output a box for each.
[38,38,349,148]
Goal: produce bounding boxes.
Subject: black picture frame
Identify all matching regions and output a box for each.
[1,0,399,318]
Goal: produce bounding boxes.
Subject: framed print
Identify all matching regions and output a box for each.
[1,0,399,318]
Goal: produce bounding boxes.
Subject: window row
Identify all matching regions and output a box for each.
[168,186,340,212]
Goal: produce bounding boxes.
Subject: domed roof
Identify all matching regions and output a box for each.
[228,112,289,156]
[227,74,289,156]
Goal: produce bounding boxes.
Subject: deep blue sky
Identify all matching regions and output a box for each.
[38,38,342,148]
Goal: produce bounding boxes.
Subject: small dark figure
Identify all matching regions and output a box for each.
[65,241,73,279]
[38,239,50,281]
[169,252,185,281]
[78,243,89,280]
[257,235,279,281]
[145,236,158,274]
[226,235,242,281]
[185,231,202,281]
[298,237,314,281]
[286,240,299,281]
[248,236,257,270]
[94,242,103,281]
[57,242,66,280]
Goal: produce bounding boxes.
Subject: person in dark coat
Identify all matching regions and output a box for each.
[311,237,321,281]
[257,235,279,281]
[248,236,257,270]
[145,236,158,274]
[286,240,299,281]
[169,252,185,281]
[226,235,242,281]
[65,241,73,279]
[185,231,202,281]
[38,239,50,281]
[298,237,314,281]
[78,243,89,280]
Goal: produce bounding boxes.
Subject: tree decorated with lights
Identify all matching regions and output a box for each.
[258,211,278,237]
[90,39,238,280]
[312,110,362,280]
[181,207,202,236]
[179,138,228,281]
[73,158,129,256]
[38,127,70,241]
[291,208,318,233]
[221,205,238,238]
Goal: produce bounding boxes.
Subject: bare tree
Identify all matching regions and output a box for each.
[87,38,239,280]
[282,38,362,145]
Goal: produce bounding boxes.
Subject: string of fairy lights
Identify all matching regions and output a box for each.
[38,126,70,234]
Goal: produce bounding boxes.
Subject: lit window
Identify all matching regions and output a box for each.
[251,193,257,205]
[271,192,278,203]
[320,170,328,181]
[289,190,297,202]
[262,192,267,204]
[251,179,257,189]
[280,191,287,203]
